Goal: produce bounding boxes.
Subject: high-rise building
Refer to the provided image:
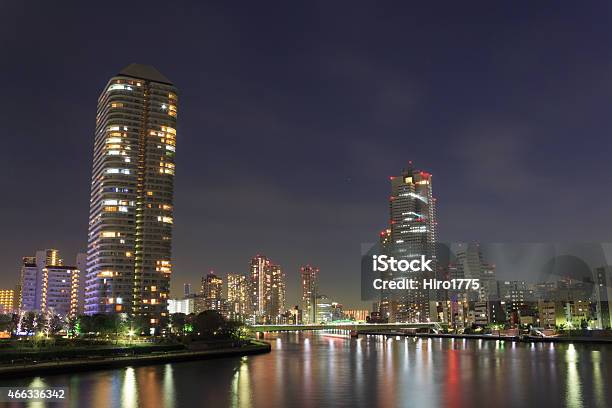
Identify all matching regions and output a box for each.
[41,265,80,318]
[85,64,178,332]
[201,272,223,300]
[267,265,286,322]
[300,265,319,324]
[0,290,15,314]
[593,266,612,329]
[316,295,332,323]
[227,273,250,319]
[201,272,225,312]
[388,163,436,322]
[168,298,195,315]
[19,256,39,312]
[18,250,83,317]
[455,243,497,302]
[250,255,270,322]
[250,255,285,323]
[184,283,192,297]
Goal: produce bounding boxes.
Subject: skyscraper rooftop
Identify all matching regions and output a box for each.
[118,63,173,85]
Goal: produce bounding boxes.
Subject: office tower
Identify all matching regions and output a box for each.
[250,255,285,323]
[267,265,286,323]
[455,243,497,302]
[41,265,80,318]
[227,273,250,319]
[168,298,195,315]
[201,271,224,312]
[315,295,332,323]
[184,283,192,297]
[300,265,319,324]
[85,64,178,331]
[0,289,15,314]
[389,163,436,322]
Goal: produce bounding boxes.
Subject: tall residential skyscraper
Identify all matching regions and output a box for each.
[250,255,285,323]
[250,255,270,323]
[201,271,225,312]
[227,273,250,319]
[300,265,319,324]
[201,272,223,300]
[267,265,286,322]
[389,163,436,322]
[85,64,178,331]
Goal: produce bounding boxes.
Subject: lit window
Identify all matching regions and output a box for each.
[108,84,132,91]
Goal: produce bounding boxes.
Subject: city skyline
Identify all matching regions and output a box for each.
[3,3,612,308]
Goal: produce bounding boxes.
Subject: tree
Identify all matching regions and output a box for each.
[170,313,186,335]
[193,311,244,340]
[35,313,48,334]
[194,310,226,339]
[21,312,36,335]
[0,314,17,334]
[48,315,64,335]
[67,315,79,337]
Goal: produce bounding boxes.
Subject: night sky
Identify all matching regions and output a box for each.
[2,2,612,307]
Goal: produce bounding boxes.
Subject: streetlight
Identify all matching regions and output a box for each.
[127,329,135,345]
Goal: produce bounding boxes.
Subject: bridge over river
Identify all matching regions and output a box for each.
[250,322,443,333]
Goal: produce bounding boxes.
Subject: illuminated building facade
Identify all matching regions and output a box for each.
[201,271,225,312]
[267,264,286,323]
[344,309,370,322]
[389,163,437,322]
[300,265,319,324]
[250,255,285,323]
[19,256,39,312]
[85,64,178,332]
[41,265,80,318]
[18,249,83,317]
[201,272,223,300]
[227,273,250,319]
[0,289,15,314]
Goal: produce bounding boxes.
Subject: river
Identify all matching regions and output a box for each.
[2,331,611,407]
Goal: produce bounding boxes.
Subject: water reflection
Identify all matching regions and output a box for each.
[565,344,582,408]
[2,333,610,408]
[120,367,138,408]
